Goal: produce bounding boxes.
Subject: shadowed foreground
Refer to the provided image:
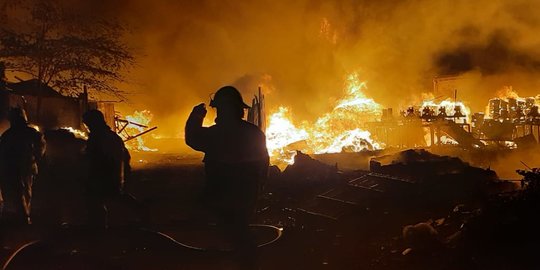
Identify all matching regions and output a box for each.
[1,152,538,269]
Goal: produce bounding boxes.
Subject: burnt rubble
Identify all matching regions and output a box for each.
[380,167,540,269]
[1,146,536,269]
[259,147,516,254]
[286,149,507,223]
[370,149,501,205]
[261,151,341,223]
[282,151,339,184]
[265,150,340,201]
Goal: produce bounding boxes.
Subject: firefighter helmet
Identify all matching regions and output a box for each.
[209,86,250,109]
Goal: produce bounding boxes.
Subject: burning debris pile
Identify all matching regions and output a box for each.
[281,151,339,184]
[266,75,540,172]
[116,110,158,152]
[418,97,471,123]
[486,87,540,121]
[266,72,382,167]
[471,87,540,145]
[265,151,340,203]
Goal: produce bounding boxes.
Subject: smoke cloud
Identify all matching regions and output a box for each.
[9,0,540,143]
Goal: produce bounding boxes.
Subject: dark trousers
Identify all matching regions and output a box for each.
[86,192,141,228]
[1,174,34,225]
[86,193,110,229]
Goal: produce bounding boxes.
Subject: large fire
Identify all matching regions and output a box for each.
[55,111,157,152]
[485,86,540,119]
[421,99,471,122]
[123,110,158,152]
[265,107,309,165]
[266,72,382,166]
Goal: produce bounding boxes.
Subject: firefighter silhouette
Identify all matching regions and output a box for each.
[83,109,131,228]
[0,107,45,224]
[185,86,269,250]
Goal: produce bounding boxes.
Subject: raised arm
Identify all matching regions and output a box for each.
[185,103,210,152]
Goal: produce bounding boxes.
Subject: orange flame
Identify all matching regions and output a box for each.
[485,86,540,119]
[420,99,471,121]
[124,110,158,152]
[266,72,382,166]
[418,93,472,146]
[495,86,521,100]
[266,107,309,165]
[61,126,88,139]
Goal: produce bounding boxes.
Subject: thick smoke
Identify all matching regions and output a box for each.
[435,30,540,75]
[10,0,540,144]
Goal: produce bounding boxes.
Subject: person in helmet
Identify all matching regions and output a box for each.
[0,107,45,224]
[185,86,269,249]
[83,109,131,228]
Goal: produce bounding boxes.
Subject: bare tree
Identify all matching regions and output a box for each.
[0,0,135,97]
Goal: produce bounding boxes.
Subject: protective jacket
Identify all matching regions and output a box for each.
[86,126,130,198]
[185,110,269,214]
[0,125,45,222]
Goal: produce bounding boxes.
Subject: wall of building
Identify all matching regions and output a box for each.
[7,94,83,130]
[0,90,116,135]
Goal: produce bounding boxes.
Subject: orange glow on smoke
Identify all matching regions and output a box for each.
[495,86,522,100]
[492,86,540,105]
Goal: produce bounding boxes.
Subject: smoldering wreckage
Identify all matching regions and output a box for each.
[1,72,540,269]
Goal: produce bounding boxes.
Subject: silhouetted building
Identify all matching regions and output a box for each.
[0,79,116,134]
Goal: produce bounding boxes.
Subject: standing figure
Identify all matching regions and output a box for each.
[0,62,6,90]
[83,109,130,228]
[0,108,45,224]
[0,62,9,131]
[185,86,269,250]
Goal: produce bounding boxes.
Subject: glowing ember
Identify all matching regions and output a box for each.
[123,110,158,152]
[266,72,382,165]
